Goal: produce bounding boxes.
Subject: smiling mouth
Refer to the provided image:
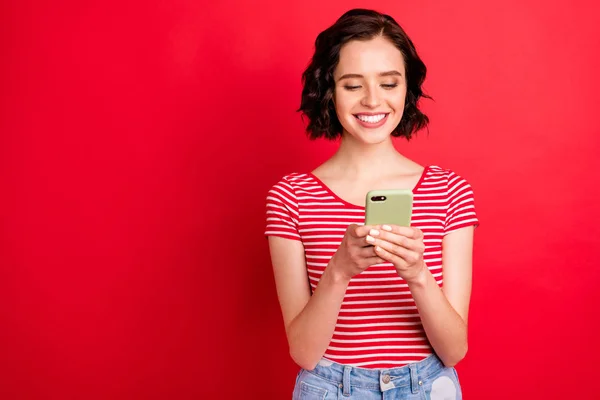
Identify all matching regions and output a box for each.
[354,113,389,124]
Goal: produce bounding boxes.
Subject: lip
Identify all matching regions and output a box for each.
[353,112,390,129]
[354,112,390,116]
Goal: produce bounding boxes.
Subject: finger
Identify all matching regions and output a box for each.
[359,245,378,258]
[369,229,425,253]
[373,238,420,265]
[348,224,372,238]
[412,228,424,240]
[373,245,406,268]
[346,224,360,238]
[373,232,424,253]
[350,228,379,246]
[364,232,380,248]
[352,224,379,238]
[364,256,386,266]
[381,225,423,239]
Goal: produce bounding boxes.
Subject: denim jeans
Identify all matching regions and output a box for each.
[292,354,462,400]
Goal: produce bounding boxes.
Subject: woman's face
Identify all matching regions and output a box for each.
[333,35,407,144]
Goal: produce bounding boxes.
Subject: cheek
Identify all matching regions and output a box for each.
[333,91,355,118]
[389,90,407,109]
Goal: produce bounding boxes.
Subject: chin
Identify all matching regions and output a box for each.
[347,125,394,145]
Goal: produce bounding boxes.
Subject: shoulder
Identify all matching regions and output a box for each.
[425,165,474,186]
[267,172,312,191]
[266,172,313,202]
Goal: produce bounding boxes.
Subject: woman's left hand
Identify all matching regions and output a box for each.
[365,224,427,284]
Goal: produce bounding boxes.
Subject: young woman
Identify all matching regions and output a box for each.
[265,8,479,400]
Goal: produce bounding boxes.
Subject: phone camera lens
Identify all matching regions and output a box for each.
[371,196,387,202]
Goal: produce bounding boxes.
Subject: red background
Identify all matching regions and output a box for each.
[1,0,599,398]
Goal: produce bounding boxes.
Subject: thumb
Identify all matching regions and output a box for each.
[347,224,360,238]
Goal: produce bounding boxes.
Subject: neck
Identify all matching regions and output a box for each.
[328,133,407,179]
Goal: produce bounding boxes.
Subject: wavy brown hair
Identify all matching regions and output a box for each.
[298,8,432,140]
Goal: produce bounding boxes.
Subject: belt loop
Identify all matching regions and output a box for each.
[409,363,419,394]
[343,365,352,396]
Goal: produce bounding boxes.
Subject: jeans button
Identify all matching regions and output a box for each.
[382,374,391,384]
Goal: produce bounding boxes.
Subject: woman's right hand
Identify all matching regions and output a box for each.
[328,224,385,282]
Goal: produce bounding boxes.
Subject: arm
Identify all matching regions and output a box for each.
[407,226,474,367]
[268,224,382,370]
[268,236,349,371]
[368,224,475,367]
[266,179,354,370]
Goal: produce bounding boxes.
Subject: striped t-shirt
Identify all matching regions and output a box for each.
[265,165,479,368]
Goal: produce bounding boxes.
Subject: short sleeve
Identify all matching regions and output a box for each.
[265,177,301,241]
[444,171,480,235]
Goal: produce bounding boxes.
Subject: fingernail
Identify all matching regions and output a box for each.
[382,225,392,231]
[366,235,375,243]
[369,229,380,236]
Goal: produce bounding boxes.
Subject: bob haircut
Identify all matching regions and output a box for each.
[298,8,431,140]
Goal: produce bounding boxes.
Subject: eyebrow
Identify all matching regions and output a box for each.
[337,71,403,81]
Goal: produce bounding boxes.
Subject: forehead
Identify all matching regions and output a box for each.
[334,36,406,77]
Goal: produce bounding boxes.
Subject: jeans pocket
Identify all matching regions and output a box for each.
[423,368,461,400]
[297,381,328,399]
[292,371,332,400]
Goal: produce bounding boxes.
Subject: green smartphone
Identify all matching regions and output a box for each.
[364,189,413,227]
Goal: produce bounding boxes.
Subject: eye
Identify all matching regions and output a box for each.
[343,85,361,91]
[381,84,398,89]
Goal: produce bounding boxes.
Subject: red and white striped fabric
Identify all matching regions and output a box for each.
[265,165,479,369]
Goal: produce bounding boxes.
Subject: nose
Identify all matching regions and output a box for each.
[360,85,381,108]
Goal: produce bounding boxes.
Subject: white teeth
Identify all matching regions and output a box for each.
[357,114,386,123]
